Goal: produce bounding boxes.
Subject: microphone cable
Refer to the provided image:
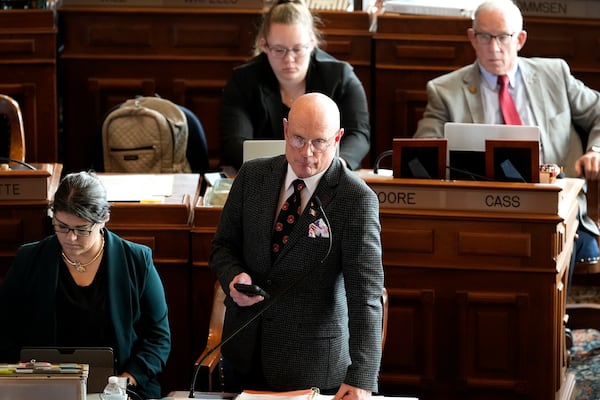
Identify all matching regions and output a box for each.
[0,157,37,170]
[188,196,333,398]
[445,165,491,181]
[373,150,393,175]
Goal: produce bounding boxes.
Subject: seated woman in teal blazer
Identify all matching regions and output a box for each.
[0,171,171,399]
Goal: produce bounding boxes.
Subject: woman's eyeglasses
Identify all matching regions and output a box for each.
[266,44,311,59]
[53,218,96,237]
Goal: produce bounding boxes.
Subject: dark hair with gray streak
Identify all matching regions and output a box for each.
[50,171,110,224]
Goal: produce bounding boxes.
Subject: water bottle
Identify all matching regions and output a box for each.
[100,376,127,400]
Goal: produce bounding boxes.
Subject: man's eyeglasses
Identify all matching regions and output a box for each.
[289,135,335,153]
[474,31,517,46]
[53,219,96,237]
[266,43,311,59]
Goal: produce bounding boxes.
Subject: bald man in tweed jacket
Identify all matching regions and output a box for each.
[210,93,384,400]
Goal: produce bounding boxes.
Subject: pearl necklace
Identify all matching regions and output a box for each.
[62,236,105,273]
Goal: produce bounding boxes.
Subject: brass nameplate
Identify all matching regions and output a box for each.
[368,180,563,214]
[519,0,600,19]
[0,169,51,201]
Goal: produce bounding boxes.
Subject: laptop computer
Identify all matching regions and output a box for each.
[20,347,116,394]
[443,122,540,180]
[242,139,286,163]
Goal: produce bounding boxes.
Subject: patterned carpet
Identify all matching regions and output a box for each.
[570,329,600,400]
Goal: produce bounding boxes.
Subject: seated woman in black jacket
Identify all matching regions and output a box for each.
[219,0,371,171]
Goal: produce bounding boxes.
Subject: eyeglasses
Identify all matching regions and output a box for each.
[289,135,335,153]
[53,218,96,237]
[266,43,311,59]
[474,31,517,46]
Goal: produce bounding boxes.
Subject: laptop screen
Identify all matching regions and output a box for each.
[444,122,540,181]
[242,140,286,163]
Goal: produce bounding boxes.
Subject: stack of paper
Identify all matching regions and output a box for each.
[383,0,482,17]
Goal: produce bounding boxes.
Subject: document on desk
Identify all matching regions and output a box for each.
[238,389,319,400]
[98,174,174,202]
[166,391,418,400]
[236,390,418,400]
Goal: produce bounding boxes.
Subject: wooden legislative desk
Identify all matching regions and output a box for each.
[98,173,201,396]
[193,175,583,400]
[57,6,372,172]
[0,163,62,278]
[372,14,600,162]
[6,8,600,172]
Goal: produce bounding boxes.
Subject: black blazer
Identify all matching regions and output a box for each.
[219,49,371,170]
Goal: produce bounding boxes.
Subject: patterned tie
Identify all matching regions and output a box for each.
[498,74,522,125]
[272,179,305,258]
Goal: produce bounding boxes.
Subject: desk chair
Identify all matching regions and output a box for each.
[0,94,25,165]
[193,282,389,392]
[567,179,600,330]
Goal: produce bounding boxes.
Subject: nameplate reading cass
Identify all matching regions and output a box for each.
[367,179,564,214]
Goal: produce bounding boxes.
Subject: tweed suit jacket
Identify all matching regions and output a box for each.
[210,155,384,392]
[415,57,600,233]
[219,49,370,170]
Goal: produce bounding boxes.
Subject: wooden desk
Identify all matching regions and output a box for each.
[0,163,62,278]
[57,7,372,172]
[193,176,582,400]
[372,14,600,162]
[99,173,201,396]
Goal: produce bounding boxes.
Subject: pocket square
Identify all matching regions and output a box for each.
[308,218,329,238]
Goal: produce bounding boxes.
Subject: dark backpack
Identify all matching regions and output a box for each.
[102,96,192,173]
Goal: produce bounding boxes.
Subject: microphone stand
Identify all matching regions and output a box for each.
[189,197,332,398]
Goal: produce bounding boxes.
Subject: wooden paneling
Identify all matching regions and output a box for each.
[0,10,57,163]
[373,14,475,160]
[58,7,372,172]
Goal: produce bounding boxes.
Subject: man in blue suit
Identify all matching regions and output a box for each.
[210,92,384,400]
[414,0,600,263]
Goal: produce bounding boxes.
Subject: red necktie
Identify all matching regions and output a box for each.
[272,179,305,258]
[498,74,522,125]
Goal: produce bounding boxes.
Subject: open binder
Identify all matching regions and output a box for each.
[238,388,320,400]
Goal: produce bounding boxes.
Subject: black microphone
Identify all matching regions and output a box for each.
[188,294,274,398]
[189,197,332,397]
[312,196,332,264]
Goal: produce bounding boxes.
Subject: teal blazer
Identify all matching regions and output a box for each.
[0,229,171,398]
